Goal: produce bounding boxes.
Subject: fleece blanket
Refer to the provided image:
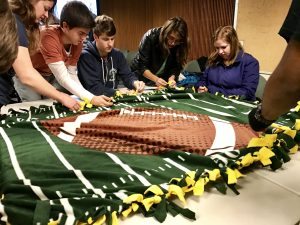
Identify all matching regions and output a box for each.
[0,89,299,225]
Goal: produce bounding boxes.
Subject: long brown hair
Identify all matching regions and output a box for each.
[9,0,56,54]
[207,25,243,67]
[0,0,18,73]
[159,17,190,66]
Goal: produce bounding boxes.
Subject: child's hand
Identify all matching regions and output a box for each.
[59,93,81,111]
[91,95,113,107]
[168,80,176,88]
[155,78,168,87]
[168,75,176,87]
[133,80,145,92]
[118,88,129,94]
[198,86,208,93]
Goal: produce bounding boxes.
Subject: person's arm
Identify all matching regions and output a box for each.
[117,52,137,89]
[77,53,116,97]
[13,46,80,111]
[132,80,145,92]
[195,68,208,90]
[167,50,183,82]
[167,75,176,87]
[261,39,300,119]
[136,30,168,86]
[48,61,94,101]
[219,58,259,100]
[137,31,153,76]
[248,39,300,131]
[117,52,145,92]
[139,39,166,85]
[48,62,112,107]
[143,69,167,86]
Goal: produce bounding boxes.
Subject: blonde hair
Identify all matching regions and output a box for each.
[0,0,18,73]
[207,25,243,67]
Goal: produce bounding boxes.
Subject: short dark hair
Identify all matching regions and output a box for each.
[0,0,18,73]
[93,15,116,37]
[60,1,95,30]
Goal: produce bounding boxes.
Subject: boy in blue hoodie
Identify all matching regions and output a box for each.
[77,15,144,97]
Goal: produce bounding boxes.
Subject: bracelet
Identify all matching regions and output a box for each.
[248,104,275,131]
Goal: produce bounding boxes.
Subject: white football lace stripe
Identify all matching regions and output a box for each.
[205,116,235,156]
[0,127,48,200]
[163,158,190,173]
[32,122,106,198]
[60,112,100,136]
[119,108,198,120]
[60,198,76,225]
[106,153,151,186]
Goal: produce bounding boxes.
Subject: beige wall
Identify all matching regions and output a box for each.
[236,0,291,73]
[100,0,291,72]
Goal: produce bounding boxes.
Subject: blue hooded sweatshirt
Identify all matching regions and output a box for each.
[77,41,137,97]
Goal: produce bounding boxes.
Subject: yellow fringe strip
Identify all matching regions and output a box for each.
[247,134,277,148]
[293,101,300,112]
[79,98,93,111]
[120,120,300,220]
[76,211,119,225]
[166,184,186,204]
[144,184,164,195]
[142,196,162,211]
[295,119,300,130]
[112,211,119,225]
[67,119,300,225]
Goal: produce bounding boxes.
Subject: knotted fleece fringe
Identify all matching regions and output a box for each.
[47,101,300,225]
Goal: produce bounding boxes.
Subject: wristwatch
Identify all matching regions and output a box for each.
[248,104,275,131]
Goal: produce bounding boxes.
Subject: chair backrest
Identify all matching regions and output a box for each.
[184,60,201,73]
[126,51,138,65]
[120,49,129,59]
[255,73,269,100]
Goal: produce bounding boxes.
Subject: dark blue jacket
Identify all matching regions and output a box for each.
[196,51,259,101]
[77,41,137,97]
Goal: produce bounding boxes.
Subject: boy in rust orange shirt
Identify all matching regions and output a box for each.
[15,1,112,107]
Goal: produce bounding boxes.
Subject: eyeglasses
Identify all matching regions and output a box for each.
[167,34,183,45]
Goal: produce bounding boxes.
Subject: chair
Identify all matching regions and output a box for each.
[126,51,138,66]
[184,60,201,73]
[255,73,268,100]
[120,49,129,59]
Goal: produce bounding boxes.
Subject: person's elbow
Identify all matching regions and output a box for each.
[15,67,36,86]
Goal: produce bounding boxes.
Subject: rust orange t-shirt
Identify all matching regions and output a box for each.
[31,26,83,75]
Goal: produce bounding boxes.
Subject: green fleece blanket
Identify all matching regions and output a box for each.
[0,90,298,225]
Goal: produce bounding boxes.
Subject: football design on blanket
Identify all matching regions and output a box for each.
[41,107,257,155]
[0,89,298,225]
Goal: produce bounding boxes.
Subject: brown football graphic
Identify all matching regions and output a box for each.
[41,108,258,155]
